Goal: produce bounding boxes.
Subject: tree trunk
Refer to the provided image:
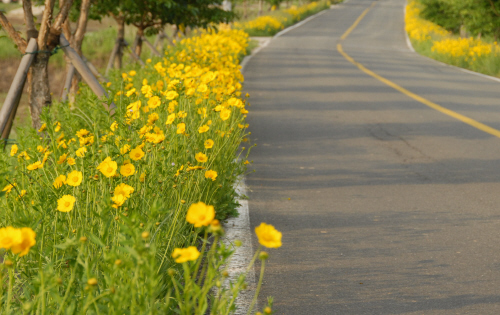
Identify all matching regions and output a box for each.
[69,0,91,99]
[134,29,144,57]
[29,53,51,130]
[116,17,125,69]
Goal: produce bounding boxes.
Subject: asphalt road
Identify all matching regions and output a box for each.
[243,0,500,314]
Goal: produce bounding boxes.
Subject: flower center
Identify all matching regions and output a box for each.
[64,201,71,207]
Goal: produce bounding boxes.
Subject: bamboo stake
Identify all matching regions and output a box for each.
[60,34,115,113]
[143,36,161,56]
[83,56,108,82]
[0,38,38,141]
[61,65,75,102]
[105,39,121,76]
[123,40,146,66]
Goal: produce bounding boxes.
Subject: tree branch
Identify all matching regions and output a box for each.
[488,0,500,17]
[73,0,91,54]
[38,0,56,50]
[52,0,74,32]
[0,11,27,53]
[22,0,38,40]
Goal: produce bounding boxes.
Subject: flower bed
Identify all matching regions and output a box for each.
[0,29,280,314]
[235,1,333,36]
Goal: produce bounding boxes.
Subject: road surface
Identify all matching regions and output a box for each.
[243,0,500,314]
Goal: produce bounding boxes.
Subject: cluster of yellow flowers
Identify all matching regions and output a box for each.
[405,1,449,42]
[1,29,250,261]
[235,16,285,33]
[234,1,329,36]
[172,201,282,263]
[406,0,500,67]
[0,226,36,257]
[431,38,498,62]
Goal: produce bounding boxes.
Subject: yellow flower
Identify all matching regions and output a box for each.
[17,190,26,199]
[120,144,131,155]
[198,125,209,133]
[128,70,136,76]
[140,172,146,182]
[120,163,135,177]
[0,227,22,250]
[195,152,208,163]
[38,123,46,132]
[165,90,179,100]
[67,158,76,166]
[129,147,145,161]
[111,194,127,208]
[42,151,51,164]
[172,246,200,263]
[53,175,67,189]
[197,83,208,93]
[2,183,16,194]
[166,113,176,125]
[66,170,83,187]
[148,113,159,125]
[114,183,134,198]
[186,202,215,227]
[76,129,90,138]
[18,151,30,160]
[177,123,186,134]
[126,88,136,97]
[27,161,43,170]
[220,108,231,121]
[110,121,118,131]
[37,145,47,153]
[204,170,218,181]
[11,227,36,257]
[204,139,214,149]
[141,85,153,98]
[54,122,61,132]
[57,195,76,212]
[148,96,161,109]
[10,144,18,156]
[76,147,87,157]
[97,157,118,177]
[255,223,282,248]
[57,153,67,165]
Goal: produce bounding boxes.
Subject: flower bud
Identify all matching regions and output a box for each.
[80,236,88,243]
[222,271,229,278]
[87,278,98,286]
[168,269,176,276]
[4,260,13,267]
[264,307,272,314]
[234,240,242,247]
[115,259,122,266]
[142,231,150,239]
[259,251,269,260]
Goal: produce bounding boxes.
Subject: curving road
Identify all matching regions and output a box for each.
[243,0,500,314]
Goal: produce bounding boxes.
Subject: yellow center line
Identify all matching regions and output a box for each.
[337,1,500,138]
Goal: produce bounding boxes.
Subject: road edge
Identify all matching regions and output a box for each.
[227,4,339,313]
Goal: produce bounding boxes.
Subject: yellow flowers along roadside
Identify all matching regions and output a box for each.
[0,28,281,313]
[406,0,500,77]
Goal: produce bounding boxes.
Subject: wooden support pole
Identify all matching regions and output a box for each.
[0,38,37,141]
[60,34,115,113]
[105,39,121,76]
[61,64,75,102]
[142,36,161,57]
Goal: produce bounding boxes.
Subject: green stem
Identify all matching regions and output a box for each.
[246,259,265,315]
[6,267,14,314]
